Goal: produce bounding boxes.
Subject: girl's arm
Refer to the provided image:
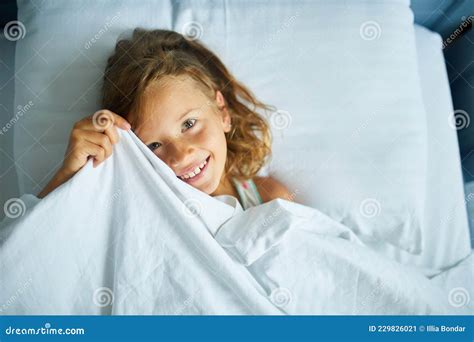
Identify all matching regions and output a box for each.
[37,110,130,199]
[37,168,75,199]
[254,176,295,203]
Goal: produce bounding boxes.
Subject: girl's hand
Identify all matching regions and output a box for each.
[62,110,131,175]
[37,110,130,198]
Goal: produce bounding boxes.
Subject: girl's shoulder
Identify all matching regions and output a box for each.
[252,176,293,203]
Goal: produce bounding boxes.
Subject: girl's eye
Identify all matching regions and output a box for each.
[147,142,161,151]
[182,118,196,131]
[147,119,196,151]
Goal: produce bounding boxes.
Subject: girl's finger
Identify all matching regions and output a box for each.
[80,130,113,162]
[104,125,120,145]
[80,110,131,132]
[92,110,131,131]
[77,140,106,168]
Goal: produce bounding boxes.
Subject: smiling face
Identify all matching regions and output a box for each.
[132,75,232,195]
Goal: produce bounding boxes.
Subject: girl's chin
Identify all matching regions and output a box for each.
[187,171,219,195]
[196,179,219,195]
[198,175,222,195]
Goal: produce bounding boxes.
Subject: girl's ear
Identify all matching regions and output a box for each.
[216,90,225,107]
[216,90,231,133]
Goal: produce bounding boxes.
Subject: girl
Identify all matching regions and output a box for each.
[38,29,292,209]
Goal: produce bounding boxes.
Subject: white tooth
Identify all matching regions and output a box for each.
[184,174,190,179]
[188,172,195,178]
[199,162,205,168]
[194,167,201,174]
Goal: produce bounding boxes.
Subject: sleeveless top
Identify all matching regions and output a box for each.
[231,177,264,210]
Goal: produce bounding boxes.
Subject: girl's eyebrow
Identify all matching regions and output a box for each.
[176,107,199,121]
[142,107,200,145]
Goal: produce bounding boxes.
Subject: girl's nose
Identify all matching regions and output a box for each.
[168,142,193,168]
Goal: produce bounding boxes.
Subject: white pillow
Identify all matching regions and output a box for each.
[14,0,426,253]
[412,25,471,273]
[13,0,173,194]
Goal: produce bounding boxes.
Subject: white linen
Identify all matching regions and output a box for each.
[414,25,471,270]
[14,0,427,259]
[0,129,465,315]
[431,252,474,314]
[356,25,473,275]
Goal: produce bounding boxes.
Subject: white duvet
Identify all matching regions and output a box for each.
[0,130,469,314]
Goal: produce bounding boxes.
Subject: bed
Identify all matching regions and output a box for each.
[0,0,472,314]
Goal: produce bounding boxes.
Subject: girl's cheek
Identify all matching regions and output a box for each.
[196,125,217,146]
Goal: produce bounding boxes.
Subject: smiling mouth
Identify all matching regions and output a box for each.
[177,156,210,183]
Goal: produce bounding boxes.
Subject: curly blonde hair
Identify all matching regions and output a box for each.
[101,28,273,180]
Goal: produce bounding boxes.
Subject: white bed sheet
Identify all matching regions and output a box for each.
[0,129,464,315]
